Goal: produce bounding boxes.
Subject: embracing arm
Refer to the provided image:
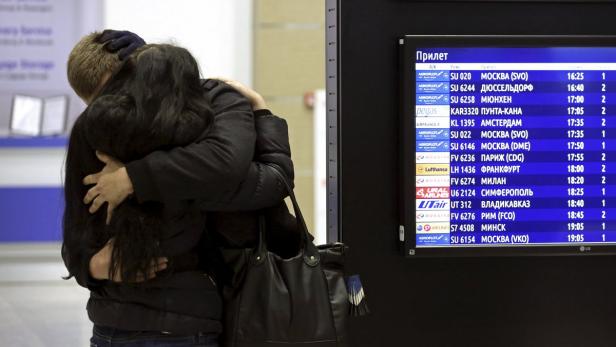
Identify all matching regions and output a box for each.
[63,233,168,288]
[197,110,295,211]
[62,236,106,290]
[124,80,295,210]
[84,80,294,214]
[125,79,256,203]
[63,116,109,290]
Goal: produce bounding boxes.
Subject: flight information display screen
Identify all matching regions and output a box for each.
[401,36,616,255]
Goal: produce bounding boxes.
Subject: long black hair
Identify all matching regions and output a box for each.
[63,44,213,283]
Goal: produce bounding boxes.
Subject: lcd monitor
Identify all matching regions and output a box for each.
[400,35,616,256]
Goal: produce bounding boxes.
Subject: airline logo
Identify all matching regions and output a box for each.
[416,211,450,222]
[417,141,449,152]
[415,70,449,82]
[416,175,450,187]
[416,152,450,164]
[416,222,450,234]
[416,117,450,129]
[416,94,449,106]
[416,187,450,199]
[416,199,450,211]
[416,105,450,117]
[416,233,450,246]
[416,128,450,141]
[416,82,449,94]
[416,164,450,176]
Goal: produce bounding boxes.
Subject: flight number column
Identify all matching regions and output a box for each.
[448,71,478,245]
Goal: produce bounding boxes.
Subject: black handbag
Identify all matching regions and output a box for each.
[222,164,350,347]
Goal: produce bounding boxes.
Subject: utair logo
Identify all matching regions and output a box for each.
[417,199,449,209]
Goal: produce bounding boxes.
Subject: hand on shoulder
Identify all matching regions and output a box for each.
[211,77,268,111]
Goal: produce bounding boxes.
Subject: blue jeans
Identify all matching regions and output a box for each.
[90,326,219,347]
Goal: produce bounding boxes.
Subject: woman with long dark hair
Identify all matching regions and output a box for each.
[62,42,295,346]
[65,43,211,280]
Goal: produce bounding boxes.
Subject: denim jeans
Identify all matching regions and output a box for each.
[90,325,219,347]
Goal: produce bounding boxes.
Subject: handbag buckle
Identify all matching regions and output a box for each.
[304,254,320,267]
[253,252,266,265]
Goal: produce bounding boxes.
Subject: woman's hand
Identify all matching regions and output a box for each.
[214,77,267,111]
[89,239,168,282]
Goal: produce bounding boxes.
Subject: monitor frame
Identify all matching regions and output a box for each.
[400,35,616,257]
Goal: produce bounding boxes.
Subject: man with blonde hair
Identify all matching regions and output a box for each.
[67,32,124,103]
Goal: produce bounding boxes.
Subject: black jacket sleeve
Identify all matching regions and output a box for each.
[252,109,294,182]
[197,110,295,211]
[125,79,294,211]
[61,234,108,291]
[125,79,256,203]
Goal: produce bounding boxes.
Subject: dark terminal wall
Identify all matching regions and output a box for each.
[332,1,616,346]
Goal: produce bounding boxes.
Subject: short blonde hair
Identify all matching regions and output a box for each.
[67,32,121,101]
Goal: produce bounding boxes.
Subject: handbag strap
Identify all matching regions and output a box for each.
[257,163,320,266]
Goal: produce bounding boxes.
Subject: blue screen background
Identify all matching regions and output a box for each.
[414,47,616,247]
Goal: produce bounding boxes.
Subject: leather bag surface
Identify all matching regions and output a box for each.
[222,164,349,347]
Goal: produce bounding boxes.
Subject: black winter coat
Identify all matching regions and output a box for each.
[65,79,295,334]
